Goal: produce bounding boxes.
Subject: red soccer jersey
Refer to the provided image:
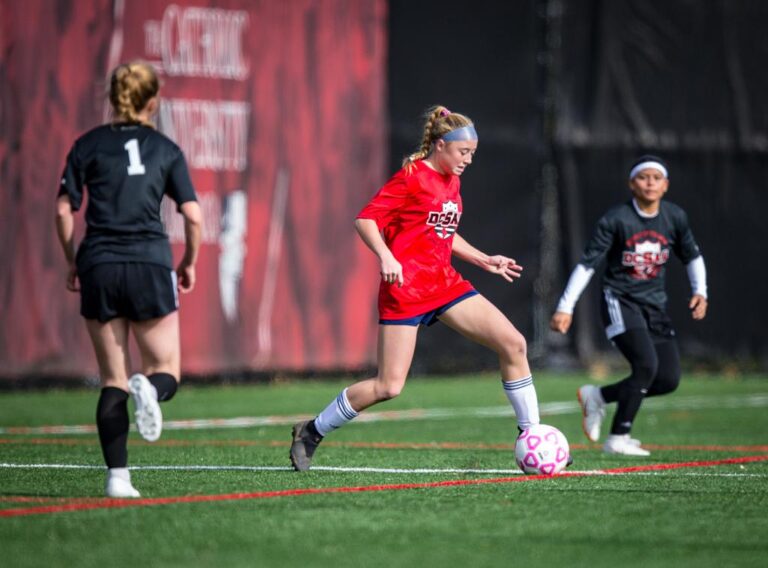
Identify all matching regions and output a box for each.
[357,159,474,318]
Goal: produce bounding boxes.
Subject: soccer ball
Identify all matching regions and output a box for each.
[515,424,570,476]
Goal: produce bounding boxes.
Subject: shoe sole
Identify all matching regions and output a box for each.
[576,388,599,443]
[129,375,162,442]
[289,422,309,471]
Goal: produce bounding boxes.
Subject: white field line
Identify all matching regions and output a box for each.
[2,393,767,436]
[1,462,767,478]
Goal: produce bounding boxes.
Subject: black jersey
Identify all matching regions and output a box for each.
[579,199,701,309]
[58,122,197,273]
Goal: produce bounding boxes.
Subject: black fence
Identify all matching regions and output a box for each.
[388,0,768,372]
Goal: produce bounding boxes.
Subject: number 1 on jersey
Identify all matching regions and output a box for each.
[124,139,146,175]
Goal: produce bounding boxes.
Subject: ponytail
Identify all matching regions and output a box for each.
[108,61,159,125]
[402,105,474,170]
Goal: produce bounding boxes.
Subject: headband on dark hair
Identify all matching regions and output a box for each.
[629,155,668,179]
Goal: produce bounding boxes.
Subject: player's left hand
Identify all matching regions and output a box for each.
[176,261,196,294]
[689,294,707,320]
[484,255,523,282]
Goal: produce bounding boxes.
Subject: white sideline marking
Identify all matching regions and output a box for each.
[1,393,767,436]
[1,462,767,477]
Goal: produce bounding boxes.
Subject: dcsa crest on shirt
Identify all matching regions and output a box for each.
[426,200,461,239]
[622,230,670,279]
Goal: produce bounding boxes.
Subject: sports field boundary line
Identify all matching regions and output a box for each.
[2,436,767,453]
[3,461,768,476]
[2,392,766,436]
[2,454,767,518]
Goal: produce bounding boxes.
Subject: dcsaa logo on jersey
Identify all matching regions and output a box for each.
[426,200,461,239]
[622,230,670,280]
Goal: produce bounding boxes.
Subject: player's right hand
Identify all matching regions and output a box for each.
[550,312,572,334]
[66,264,80,292]
[380,254,404,287]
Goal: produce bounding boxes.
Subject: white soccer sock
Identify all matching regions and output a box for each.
[313,388,359,437]
[501,375,540,430]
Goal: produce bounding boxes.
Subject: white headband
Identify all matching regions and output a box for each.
[629,161,668,180]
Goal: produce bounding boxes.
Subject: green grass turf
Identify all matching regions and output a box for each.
[1,373,767,567]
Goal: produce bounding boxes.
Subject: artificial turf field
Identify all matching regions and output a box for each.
[1,373,767,568]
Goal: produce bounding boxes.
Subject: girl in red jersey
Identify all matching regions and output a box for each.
[290,106,543,470]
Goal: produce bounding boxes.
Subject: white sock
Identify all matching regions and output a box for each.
[108,467,131,482]
[313,388,359,437]
[501,375,540,430]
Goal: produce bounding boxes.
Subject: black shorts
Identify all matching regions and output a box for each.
[80,263,178,322]
[600,288,675,340]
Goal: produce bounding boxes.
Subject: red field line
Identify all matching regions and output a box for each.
[3,436,768,453]
[2,454,767,518]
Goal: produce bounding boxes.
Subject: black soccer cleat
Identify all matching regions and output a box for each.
[566,454,574,468]
[290,420,323,471]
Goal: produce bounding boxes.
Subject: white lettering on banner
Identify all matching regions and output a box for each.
[143,5,249,79]
[219,190,248,323]
[161,191,220,245]
[158,99,250,172]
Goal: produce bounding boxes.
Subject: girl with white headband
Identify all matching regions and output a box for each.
[550,155,708,456]
[290,105,548,470]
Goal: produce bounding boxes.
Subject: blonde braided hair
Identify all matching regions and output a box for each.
[109,61,159,125]
[402,105,474,170]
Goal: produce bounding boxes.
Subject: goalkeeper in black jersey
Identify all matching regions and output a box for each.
[550,155,708,456]
[55,61,202,496]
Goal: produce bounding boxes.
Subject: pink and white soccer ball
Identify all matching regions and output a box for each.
[515,424,570,476]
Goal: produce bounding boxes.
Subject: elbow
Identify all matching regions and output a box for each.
[55,197,73,221]
[181,201,203,228]
[189,209,203,229]
[354,217,371,233]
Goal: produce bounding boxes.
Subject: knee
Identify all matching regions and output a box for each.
[373,379,405,402]
[649,370,681,396]
[632,356,659,386]
[498,330,527,362]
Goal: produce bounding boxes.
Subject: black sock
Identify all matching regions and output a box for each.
[96,387,129,468]
[148,372,178,402]
[307,419,323,439]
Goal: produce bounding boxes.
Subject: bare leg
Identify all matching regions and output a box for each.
[290,324,419,470]
[438,294,539,429]
[346,324,419,412]
[437,294,530,380]
[85,317,141,495]
[85,318,132,390]
[131,312,181,381]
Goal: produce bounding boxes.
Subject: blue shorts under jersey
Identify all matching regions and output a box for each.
[379,290,478,327]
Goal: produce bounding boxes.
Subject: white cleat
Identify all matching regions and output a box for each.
[129,373,162,442]
[577,385,605,442]
[603,434,651,456]
[105,470,141,498]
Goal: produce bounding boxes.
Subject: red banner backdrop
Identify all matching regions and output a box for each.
[0,0,386,376]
